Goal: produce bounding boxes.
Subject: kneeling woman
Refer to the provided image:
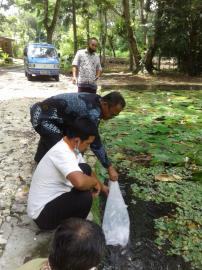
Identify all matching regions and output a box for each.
[27,117,108,230]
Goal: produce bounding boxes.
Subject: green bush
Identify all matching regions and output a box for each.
[60,56,72,74]
[0,51,10,63]
[0,47,4,58]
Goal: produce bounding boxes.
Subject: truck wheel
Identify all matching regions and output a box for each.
[27,74,33,81]
[54,75,59,82]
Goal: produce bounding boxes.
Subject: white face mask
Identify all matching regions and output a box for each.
[73,140,80,155]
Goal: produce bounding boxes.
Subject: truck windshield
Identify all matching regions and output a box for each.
[28,46,57,58]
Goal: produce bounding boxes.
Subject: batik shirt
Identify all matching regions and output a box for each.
[30,93,111,168]
[72,48,102,85]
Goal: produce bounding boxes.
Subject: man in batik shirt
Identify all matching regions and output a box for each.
[30,91,126,181]
[72,37,102,94]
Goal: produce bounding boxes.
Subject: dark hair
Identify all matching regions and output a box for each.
[88,37,98,45]
[63,116,98,141]
[49,218,106,270]
[102,91,126,108]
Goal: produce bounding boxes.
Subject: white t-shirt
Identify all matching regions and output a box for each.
[27,139,85,219]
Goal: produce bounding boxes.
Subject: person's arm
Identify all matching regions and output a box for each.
[95,56,102,80]
[72,51,80,84]
[51,147,102,193]
[90,133,119,181]
[91,171,108,197]
[67,171,97,190]
[66,172,102,197]
[107,165,118,182]
[95,69,102,80]
[72,66,77,84]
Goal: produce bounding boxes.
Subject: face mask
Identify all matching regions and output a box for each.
[73,141,80,155]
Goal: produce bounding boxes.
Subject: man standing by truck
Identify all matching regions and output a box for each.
[72,37,102,94]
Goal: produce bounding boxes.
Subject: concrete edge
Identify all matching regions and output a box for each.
[100,84,202,91]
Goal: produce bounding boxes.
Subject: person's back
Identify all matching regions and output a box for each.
[31,92,101,131]
[31,92,102,163]
[45,92,101,122]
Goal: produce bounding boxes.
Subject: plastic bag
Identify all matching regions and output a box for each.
[102,181,130,247]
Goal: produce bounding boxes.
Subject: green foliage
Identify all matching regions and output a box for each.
[91,196,101,225]
[131,180,202,268]
[100,89,202,268]
[154,0,202,75]
[0,47,4,57]
[1,0,202,74]
[2,52,10,62]
[0,51,10,63]
[91,161,107,225]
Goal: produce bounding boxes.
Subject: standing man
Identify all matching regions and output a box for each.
[72,37,102,93]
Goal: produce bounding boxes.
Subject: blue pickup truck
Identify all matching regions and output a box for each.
[24,43,60,81]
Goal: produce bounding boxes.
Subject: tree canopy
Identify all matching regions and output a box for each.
[0,0,202,75]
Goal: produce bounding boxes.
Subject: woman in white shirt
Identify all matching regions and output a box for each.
[27,117,108,230]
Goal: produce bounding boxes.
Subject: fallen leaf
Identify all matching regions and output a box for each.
[155,174,182,182]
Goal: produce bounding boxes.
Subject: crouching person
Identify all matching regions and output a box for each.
[27,117,108,230]
[16,217,106,270]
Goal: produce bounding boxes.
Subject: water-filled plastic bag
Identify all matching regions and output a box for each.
[102,181,130,247]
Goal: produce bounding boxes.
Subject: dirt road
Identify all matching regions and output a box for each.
[0,66,77,269]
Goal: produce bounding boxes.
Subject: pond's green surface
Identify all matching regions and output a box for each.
[99,90,202,269]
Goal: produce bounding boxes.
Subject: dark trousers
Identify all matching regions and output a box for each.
[34,163,93,230]
[78,84,97,94]
[34,133,62,163]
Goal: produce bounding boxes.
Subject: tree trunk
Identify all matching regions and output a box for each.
[102,11,107,66]
[44,0,61,44]
[129,47,134,71]
[86,16,90,40]
[46,29,54,44]
[99,9,107,66]
[72,0,78,55]
[108,35,116,57]
[139,0,149,46]
[144,38,157,74]
[144,1,163,74]
[157,53,161,70]
[122,0,141,73]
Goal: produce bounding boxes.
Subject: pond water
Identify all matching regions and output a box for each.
[26,176,198,270]
[99,178,197,270]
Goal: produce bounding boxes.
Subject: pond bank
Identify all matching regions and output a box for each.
[99,73,202,91]
[101,84,202,91]
[99,178,197,270]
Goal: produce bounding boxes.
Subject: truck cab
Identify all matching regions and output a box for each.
[24,43,60,81]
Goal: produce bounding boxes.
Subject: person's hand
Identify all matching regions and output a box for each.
[91,181,101,198]
[72,76,77,84]
[108,165,119,181]
[101,184,109,196]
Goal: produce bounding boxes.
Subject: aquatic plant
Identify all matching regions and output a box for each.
[99,90,202,269]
